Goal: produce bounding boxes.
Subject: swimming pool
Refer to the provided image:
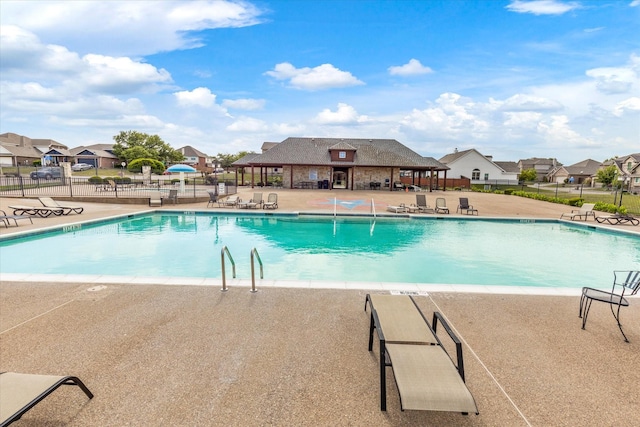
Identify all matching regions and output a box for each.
[1,213,638,289]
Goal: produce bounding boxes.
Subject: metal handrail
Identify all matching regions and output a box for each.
[371,198,376,217]
[250,248,263,293]
[221,246,236,292]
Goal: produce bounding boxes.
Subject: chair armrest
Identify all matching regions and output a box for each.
[432,312,466,382]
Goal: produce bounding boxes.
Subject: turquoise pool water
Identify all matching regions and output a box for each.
[1,213,639,288]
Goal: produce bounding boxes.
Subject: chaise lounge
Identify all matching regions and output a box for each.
[38,197,84,215]
[0,372,93,426]
[560,203,595,221]
[0,210,33,227]
[595,213,639,226]
[364,294,478,414]
[8,205,64,218]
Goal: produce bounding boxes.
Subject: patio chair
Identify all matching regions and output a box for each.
[456,198,478,215]
[239,193,263,209]
[0,372,93,426]
[167,189,178,205]
[413,194,434,213]
[38,197,84,215]
[386,204,407,213]
[595,214,639,226]
[262,193,278,209]
[206,190,218,208]
[148,194,163,207]
[8,205,64,218]
[364,294,478,414]
[579,270,640,342]
[560,203,595,221]
[218,195,240,208]
[0,209,33,227]
[435,198,449,214]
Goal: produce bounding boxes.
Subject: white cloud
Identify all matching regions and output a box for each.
[81,54,172,94]
[0,1,265,57]
[222,98,265,110]
[388,59,433,76]
[264,62,364,90]
[586,65,637,95]
[506,0,580,15]
[226,117,269,132]
[313,103,368,124]
[631,0,640,7]
[174,87,217,108]
[500,94,563,112]
[613,97,640,116]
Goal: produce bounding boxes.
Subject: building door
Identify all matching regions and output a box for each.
[333,168,348,189]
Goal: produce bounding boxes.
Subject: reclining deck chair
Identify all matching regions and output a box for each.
[560,203,595,221]
[413,194,434,213]
[38,197,84,215]
[364,294,478,414]
[262,193,278,209]
[0,372,93,426]
[579,270,640,342]
[435,197,449,214]
[456,198,478,215]
[0,210,33,227]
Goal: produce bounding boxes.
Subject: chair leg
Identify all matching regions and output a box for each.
[610,303,629,343]
[581,299,592,330]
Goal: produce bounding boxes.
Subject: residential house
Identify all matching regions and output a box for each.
[69,144,119,168]
[0,132,70,167]
[546,159,602,185]
[233,137,448,190]
[607,154,640,194]
[178,146,209,171]
[517,157,561,181]
[439,148,519,185]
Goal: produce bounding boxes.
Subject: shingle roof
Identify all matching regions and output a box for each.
[243,137,448,170]
[565,159,601,175]
[494,161,520,173]
[179,145,207,158]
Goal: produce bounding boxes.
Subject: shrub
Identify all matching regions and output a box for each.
[594,202,626,214]
[503,188,514,195]
[88,176,103,184]
[567,198,584,207]
[127,158,165,174]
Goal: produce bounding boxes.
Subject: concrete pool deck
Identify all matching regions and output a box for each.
[1,190,639,426]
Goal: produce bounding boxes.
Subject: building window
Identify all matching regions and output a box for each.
[472,169,480,180]
[628,162,633,171]
[484,173,489,180]
[339,151,346,159]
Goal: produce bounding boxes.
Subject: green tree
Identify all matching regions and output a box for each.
[112,131,184,164]
[519,168,537,182]
[216,151,253,168]
[596,164,619,188]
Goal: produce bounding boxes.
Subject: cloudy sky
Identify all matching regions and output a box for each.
[1,0,638,164]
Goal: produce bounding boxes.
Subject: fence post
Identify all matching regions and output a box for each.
[555,182,558,198]
[68,177,73,197]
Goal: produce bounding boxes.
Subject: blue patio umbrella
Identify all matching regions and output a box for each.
[166,164,196,173]
[166,164,196,193]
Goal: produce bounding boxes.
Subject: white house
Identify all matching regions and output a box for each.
[439,148,519,185]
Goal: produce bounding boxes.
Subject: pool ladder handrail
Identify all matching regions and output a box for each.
[221,245,236,292]
[250,248,263,293]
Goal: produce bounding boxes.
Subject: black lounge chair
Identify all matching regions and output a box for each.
[38,197,84,215]
[0,210,33,227]
[8,205,64,218]
[456,198,478,215]
[595,214,639,226]
[411,194,434,213]
[0,372,93,426]
[579,270,640,342]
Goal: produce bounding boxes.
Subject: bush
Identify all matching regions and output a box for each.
[503,188,515,195]
[88,176,103,184]
[127,158,165,174]
[567,198,584,207]
[594,202,626,214]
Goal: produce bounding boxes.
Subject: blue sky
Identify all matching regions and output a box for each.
[1,0,638,164]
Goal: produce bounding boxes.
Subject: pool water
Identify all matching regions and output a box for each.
[1,213,639,288]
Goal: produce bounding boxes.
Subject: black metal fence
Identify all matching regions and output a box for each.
[0,176,237,200]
